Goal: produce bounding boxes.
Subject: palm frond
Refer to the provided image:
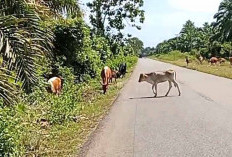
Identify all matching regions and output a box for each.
[0,13,54,92]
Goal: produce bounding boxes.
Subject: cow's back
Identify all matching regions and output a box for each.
[101,66,112,83]
[48,77,62,93]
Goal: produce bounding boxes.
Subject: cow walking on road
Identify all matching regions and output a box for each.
[138,70,181,97]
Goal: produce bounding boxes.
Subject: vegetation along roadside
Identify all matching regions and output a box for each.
[149,51,232,80]
[0,0,144,156]
[141,0,232,80]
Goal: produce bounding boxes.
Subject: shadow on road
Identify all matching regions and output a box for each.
[129,95,174,99]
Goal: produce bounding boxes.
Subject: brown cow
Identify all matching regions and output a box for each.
[111,70,119,83]
[209,57,218,65]
[100,66,112,94]
[218,58,226,64]
[229,57,232,65]
[48,77,62,95]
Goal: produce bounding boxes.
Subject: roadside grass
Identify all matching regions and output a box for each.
[149,52,232,79]
[24,60,137,157]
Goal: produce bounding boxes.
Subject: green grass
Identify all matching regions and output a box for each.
[23,61,137,157]
[149,51,232,79]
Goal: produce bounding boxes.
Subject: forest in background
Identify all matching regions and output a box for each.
[144,0,232,59]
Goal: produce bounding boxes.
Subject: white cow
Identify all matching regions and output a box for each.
[138,69,181,97]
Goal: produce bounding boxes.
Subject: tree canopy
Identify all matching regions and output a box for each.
[87,0,145,36]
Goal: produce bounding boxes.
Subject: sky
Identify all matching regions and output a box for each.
[80,0,222,47]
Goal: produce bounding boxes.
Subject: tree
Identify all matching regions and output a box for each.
[0,0,82,104]
[179,20,198,52]
[213,0,232,42]
[87,0,145,36]
[0,1,54,96]
[142,47,155,56]
[0,0,81,17]
[126,37,144,55]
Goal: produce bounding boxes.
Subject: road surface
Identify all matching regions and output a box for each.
[81,58,232,157]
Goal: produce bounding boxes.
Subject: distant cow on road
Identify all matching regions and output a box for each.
[138,70,181,97]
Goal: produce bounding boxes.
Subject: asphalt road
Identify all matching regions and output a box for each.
[81,58,232,157]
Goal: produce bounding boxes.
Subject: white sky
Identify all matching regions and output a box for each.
[80,0,222,47]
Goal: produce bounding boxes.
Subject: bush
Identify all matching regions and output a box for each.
[105,55,137,70]
[155,50,197,61]
[0,102,24,156]
[53,19,102,82]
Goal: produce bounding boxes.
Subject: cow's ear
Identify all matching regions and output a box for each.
[144,74,148,78]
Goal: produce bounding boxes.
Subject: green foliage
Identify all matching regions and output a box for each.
[92,36,112,62]
[0,68,19,105]
[155,0,232,59]
[213,0,232,42]
[53,19,102,82]
[0,0,82,18]
[0,0,140,155]
[221,42,232,57]
[87,0,145,36]
[154,19,224,58]
[105,55,137,70]
[142,47,155,56]
[126,37,144,55]
[0,103,24,156]
[0,54,137,155]
[155,51,193,61]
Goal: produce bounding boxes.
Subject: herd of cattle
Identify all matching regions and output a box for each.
[45,56,232,97]
[47,63,127,95]
[185,56,232,66]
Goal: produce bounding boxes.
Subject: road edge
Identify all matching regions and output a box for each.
[77,62,139,157]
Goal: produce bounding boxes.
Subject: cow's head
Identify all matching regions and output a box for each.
[138,73,148,82]
[116,71,121,78]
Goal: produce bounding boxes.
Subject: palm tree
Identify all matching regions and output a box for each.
[0,0,81,104]
[213,0,232,42]
[179,20,198,52]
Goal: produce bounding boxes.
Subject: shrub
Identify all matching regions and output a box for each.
[53,19,102,82]
[0,102,24,156]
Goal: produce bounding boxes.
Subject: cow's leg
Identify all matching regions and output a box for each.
[154,83,158,97]
[173,80,181,96]
[152,84,156,96]
[108,78,111,84]
[152,83,157,97]
[165,81,172,96]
